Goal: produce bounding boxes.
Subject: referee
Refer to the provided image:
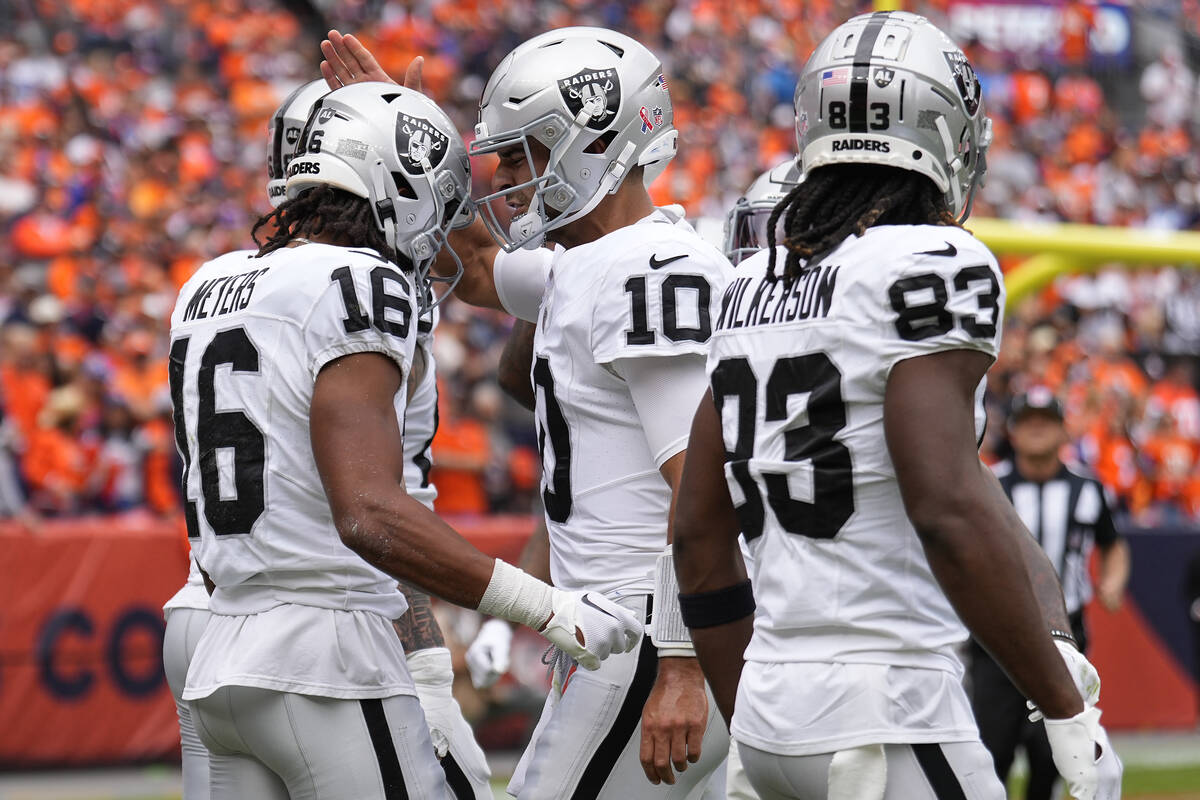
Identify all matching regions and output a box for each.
[969,387,1130,800]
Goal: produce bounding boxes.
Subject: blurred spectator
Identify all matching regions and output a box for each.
[1140,44,1195,128]
[430,380,492,516]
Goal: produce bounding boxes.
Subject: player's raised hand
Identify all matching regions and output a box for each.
[639,658,709,785]
[541,590,641,671]
[1044,706,1122,800]
[320,30,395,89]
[466,618,514,688]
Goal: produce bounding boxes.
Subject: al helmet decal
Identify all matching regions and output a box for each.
[395,112,449,173]
[558,67,621,131]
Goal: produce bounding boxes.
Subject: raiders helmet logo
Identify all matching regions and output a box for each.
[558,67,621,131]
[943,51,981,117]
[395,113,448,173]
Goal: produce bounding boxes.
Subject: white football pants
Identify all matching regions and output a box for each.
[737,739,1005,800]
[509,595,730,799]
[163,607,213,799]
[189,686,449,799]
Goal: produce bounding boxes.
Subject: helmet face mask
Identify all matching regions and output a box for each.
[794,10,992,221]
[285,83,475,311]
[267,79,329,208]
[469,27,677,251]
[724,158,803,265]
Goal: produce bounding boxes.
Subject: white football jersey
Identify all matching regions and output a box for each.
[169,243,417,620]
[709,225,1003,750]
[525,208,732,594]
[402,308,439,511]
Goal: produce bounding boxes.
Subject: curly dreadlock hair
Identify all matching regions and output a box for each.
[765,164,959,282]
[253,185,391,259]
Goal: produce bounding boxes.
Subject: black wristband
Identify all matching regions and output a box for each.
[679,581,755,629]
[1050,629,1079,650]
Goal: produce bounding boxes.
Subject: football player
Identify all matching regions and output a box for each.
[322,27,733,798]
[722,158,802,266]
[672,12,1121,800]
[164,77,492,799]
[162,77,327,800]
[703,159,813,800]
[172,81,641,799]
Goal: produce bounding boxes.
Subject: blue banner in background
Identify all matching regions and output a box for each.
[947,1,1134,69]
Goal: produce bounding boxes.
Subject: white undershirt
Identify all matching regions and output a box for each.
[611,353,708,468]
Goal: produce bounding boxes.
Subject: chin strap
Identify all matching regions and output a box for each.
[369,159,400,258]
[509,193,547,250]
[934,115,964,217]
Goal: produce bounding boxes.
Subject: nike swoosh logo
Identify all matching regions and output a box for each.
[580,594,619,620]
[649,253,688,269]
[916,242,957,258]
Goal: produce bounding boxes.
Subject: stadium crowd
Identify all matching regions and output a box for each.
[0,0,1198,524]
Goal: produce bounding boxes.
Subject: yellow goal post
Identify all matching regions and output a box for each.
[966,218,1200,310]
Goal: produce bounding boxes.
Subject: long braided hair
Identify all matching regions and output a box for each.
[253,185,391,258]
[765,164,958,282]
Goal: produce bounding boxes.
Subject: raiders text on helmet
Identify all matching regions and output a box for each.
[470,27,678,251]
[794,11,993,220]
[285,82,475,310]
[267,79,329,208]
[724,157,803,265]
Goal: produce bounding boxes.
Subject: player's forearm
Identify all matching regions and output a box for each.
[1012,520,1074,635]
[1099,539,1131,593]
[982,469,1073,635]
[518,518,552,583]
[393,583,446,653]
[336,490,497,608]
[691,620,750,726]
[498,320,536,410]
[441,220,503,309]
[914,465,1082,719]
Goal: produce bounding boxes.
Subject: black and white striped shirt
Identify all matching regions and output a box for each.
[991,460,1120,615]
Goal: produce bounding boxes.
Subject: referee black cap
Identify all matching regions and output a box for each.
[1010,386,1065,423]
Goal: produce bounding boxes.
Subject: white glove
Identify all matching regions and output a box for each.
[465,618,514,689]
[407,648,492,793]
[1044,705,1122,800]
[1028,640,1102,722]
[541,589,642,671]
[475,560,641,671]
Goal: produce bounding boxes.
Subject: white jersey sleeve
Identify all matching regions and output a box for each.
[590,234,731,365]
[302,255,416,380]
[612,354,709,468]
[493,246,555,322]
[865,230,1005,372]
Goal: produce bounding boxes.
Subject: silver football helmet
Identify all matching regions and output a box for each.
[794,10,992,220]
[723,157,803,265]
[285,82,475,310]
[470,27,677,251]
[267,79,328,207]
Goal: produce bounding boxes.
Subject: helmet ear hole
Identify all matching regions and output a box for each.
[585,131,618,155]
[391,172,418,200]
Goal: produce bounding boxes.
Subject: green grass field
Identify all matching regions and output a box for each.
[1008,764,1200,799]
